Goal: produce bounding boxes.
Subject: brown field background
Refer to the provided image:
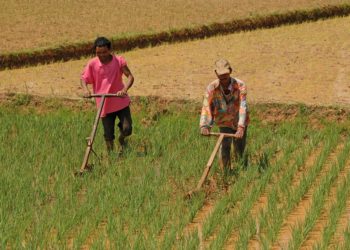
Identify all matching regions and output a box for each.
[2,0,349,53]
[1,16,349,106]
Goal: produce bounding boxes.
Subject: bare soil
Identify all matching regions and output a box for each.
[2,0,347,53]
[0,16,349,108]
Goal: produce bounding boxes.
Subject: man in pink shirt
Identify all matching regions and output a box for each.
[81,37,134,153]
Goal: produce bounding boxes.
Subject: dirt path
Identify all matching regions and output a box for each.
[1,16,349,107]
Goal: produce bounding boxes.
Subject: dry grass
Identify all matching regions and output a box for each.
[0,16,349,106]
[2,0,349,53]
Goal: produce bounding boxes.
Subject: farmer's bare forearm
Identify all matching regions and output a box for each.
[122,65,134,91]
[80,80,90,92]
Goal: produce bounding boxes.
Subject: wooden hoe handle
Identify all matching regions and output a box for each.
[208,132,238,138]
[79,95,106,172]
[85,94,123,98]
[195,134,225,190]
[186,132,238,197]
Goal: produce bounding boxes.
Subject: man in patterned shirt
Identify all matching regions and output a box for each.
[200,59,249,170]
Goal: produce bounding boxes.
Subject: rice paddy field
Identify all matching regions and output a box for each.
[2,1,350,249]
[1,96,350,249]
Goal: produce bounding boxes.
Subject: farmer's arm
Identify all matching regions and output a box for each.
[236,82,248,138]
[200,86,214,135]
[80,63,94,97]
[80,79,91,97]
[117,65,134,96]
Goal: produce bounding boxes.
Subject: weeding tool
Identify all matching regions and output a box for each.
[186,132,238,198]
[75,94,121,176]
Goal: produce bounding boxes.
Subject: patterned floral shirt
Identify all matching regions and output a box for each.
[200,77,249,130]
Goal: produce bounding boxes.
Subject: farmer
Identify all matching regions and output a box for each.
[200,59,249,170]
[81,37,134,153]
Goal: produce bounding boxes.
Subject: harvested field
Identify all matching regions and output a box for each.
[1,16,349,106]
[2,0,349,53]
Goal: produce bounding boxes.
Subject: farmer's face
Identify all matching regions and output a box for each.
[217,73,231,86]
[96,46,111,63]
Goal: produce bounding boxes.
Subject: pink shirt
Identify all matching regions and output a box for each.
[81,55,131,117]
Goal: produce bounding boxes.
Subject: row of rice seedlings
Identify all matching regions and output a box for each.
[208,122,309,249]
[0,112,70,247]
[1,109,139,246]
[260,127,342,247]
[249,129,326,248]
[290,136,350,249]
[343,224,350,250]
[0,107,214,247]
[141,115,210,248]
[234,128,324,248]
[41,113,113,248]
[199,125,285,238]
[49,114,155,248]
[93,112,212,248]
[317,157,350,249]
[97,114,200,248]
[164,122,275,249]
[52,111,208,248]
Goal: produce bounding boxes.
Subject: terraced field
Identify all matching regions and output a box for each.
[2,1,350,249]
[2,0,349,53]
[1,15,349,106]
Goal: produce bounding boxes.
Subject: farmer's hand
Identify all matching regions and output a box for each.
[201,127,210,136]
[116,88,127,97]
[83,90,91,98]
[235,126,245,139]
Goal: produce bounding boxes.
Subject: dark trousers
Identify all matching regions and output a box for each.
[219,126,247,169]
[101,106,132,141]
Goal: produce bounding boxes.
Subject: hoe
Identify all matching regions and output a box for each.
[75,93,121,176]
[186,132,237,198]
